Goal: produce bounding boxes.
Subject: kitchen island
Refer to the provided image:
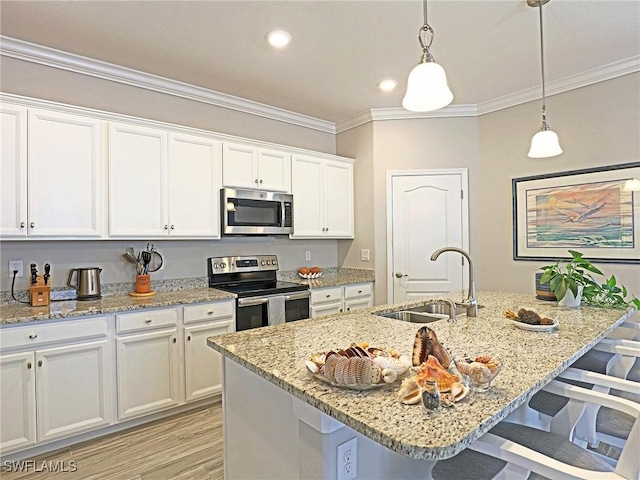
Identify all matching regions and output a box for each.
[207,291,635,479]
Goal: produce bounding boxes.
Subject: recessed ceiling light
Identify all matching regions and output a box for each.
[266,30,292,49]
[378,79,398,92]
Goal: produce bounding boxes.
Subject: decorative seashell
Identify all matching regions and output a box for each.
[361,361,383,384]
[450,381,465,400]
[397,377,422,405]
[352,345,371,359]
[382,368,397,383]
[334,357,349,385]
[415,355,460,392]
[373,356,389,369]
[305,360,319,374]
[412,327,451,368]
[324,354,339,383]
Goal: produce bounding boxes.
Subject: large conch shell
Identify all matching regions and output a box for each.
[397,377,422,405]
[412,327,451,368]
[414,355,463,393]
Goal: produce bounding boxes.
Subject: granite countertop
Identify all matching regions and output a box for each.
[280,267,375,289]
[0,288,236,325]
[207,291,635,461]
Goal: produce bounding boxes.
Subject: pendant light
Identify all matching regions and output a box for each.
[402,0,453,112]
[527,0,562,158]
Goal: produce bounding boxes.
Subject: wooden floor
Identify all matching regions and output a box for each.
[2,402,224,480]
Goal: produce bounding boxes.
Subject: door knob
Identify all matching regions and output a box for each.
[395,272,408,278]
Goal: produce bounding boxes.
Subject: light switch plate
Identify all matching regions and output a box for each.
[360,249,370,261]
[305,251,311,261]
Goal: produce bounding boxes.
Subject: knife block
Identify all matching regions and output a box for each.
[29,277,50,307]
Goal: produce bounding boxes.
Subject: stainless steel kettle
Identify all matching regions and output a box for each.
[67,267,102,300]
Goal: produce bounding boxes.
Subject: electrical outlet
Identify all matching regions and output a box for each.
[9,260,23,278]
[360,249,370,261]
[337,437,357,480]
[305,251,311,261]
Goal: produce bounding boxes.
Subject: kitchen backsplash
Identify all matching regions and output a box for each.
[0,237,340,294]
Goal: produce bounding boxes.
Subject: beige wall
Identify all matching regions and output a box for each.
[1,57,336,153]
[337,117,480,304]
[477,73,640,296]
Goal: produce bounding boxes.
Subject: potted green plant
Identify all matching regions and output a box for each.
[539,250,640,309]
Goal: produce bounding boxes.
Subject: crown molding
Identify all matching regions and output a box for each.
[0,36,336,134]
[336,105,478,133]
[477,55,640,115]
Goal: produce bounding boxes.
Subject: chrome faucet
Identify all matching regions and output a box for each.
[430,247,479,317]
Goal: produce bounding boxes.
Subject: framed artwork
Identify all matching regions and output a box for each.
[512,162,640,263]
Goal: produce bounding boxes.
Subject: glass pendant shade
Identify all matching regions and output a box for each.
[528,129,562,158]
[623,178,640,191]
[402,61,453,112]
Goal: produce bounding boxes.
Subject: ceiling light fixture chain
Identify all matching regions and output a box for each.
[537,2,549,129]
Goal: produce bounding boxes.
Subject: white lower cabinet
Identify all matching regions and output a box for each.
[116,329,180,421]
[310,283,373,318]
[0,320,112,455]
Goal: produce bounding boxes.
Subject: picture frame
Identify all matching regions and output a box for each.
[512,162,640,264]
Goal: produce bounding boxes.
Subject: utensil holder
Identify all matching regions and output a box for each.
[135,275,151,294]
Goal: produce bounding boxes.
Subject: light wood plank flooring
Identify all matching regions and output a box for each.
[2,402,223,480]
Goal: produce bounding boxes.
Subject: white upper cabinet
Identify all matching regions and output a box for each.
[0,107,104,238]
[222,142,291,192]
[109,122,168,237]
[0,105,27,237]
[168,133,222,238]
[291,155,354,238]
[110,124,222,238]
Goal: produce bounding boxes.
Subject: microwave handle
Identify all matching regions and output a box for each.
[237,291,310,307]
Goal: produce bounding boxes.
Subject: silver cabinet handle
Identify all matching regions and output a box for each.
[259,179,263,184]
[347,307,351,311]
[207,310,214,315]
[187,335,192,341]
[144,318,152,324]
[170,225,175,230]
[20,222,25,228]
[395,272,408,278]
[38,360,43,367]
[172,337,177,343]
[30,222,35,228]
[27,362,32,369]
[339,308,343,312]
[326,294,331,298]
[255,179,259,184]
[358,290,362,294]
[29,333,37,339]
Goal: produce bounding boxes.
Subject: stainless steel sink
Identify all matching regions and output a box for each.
[377,310,446,323]
[403,303,467,317]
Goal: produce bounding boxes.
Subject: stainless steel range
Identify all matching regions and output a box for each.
[207,255,310,331]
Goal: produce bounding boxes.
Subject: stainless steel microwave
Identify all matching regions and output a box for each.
[221,188,293,235]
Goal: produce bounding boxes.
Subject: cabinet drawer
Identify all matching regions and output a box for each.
[0,317,108,351]
[344,283,372,300]
[183,300,235,325]
[116,308,177,334]
[310,287,343,305]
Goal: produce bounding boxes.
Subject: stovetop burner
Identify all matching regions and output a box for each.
[207,255,308,298]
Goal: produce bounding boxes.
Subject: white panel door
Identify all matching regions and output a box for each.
[222,142,257,189]
[35,341,111,443]
[168,133,222,238]
[257,149,290,192]
[324,160,354,238]
[184,320,234,402]
[0,352,36,454]
[109,122,168,236]
[291,155,324,237]
[116,329,179,420]
[0,105,28,237]
[28,109,103,237]
[391,174,465,302]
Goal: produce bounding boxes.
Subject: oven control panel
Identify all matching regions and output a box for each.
[208,255,278,274]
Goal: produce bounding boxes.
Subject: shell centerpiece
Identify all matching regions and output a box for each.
[412,326,451,368]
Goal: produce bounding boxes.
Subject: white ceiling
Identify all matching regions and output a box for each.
[1,1,638,124]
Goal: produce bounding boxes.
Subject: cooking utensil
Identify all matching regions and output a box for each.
[147,251,163,272]
[141,251,152,275]
[121,252,138,264]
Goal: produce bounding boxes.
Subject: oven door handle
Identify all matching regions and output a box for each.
[237,291,310,307]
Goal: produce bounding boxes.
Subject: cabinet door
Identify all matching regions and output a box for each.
[0,352,36,454]
[184,320,234,402]
[310,302,343,318]
[168,133,222,238]
[109,123,168,236]
[257,149,291,192]
[116,329,179,420]
[291,155,324,237]
[0,105,28,237]
[344,297,372,313]
[324,160,354,238]
[222,142,257,189]
[28,109,103,237]
[35,340,112,443]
